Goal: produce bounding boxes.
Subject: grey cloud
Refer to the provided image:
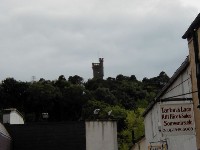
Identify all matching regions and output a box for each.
[0,0,198,81]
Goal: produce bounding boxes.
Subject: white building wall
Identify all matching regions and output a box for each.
[10,111,24,124]
[144,111,153,149]
[144,65,197,150]
[167,135,196,150]
[144,101,197,150]
[161,66,192,99]
[144,103,162,150]
[160,101,196,150]
[86,121,118,150]
[3,109,24,124]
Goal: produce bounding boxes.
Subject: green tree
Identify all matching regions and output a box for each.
[54,75,70,91]
[60,84,88,120]
[26,80,61,121]
[1,78,30,111]
[94,87,117,105]
[68,75,83,85]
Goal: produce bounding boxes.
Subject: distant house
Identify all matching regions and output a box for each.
[3,108,24,124]
[142,57,197,150]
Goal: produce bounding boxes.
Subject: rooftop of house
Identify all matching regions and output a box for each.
[0,123,11,139]
[143,56,190,117]
[182,13,200,39]
[5,122,86,150]
[3,108,24,119]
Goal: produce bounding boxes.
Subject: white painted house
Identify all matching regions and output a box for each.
[3,108,24,124]
[143,57,197,150]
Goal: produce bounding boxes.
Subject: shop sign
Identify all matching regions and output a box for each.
[160,103,195,135]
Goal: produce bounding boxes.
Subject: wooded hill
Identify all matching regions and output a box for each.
[0,71,169,149]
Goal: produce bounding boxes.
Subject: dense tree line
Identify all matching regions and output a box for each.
[0,72,169,149]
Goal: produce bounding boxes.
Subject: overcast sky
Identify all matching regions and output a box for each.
[0,0,199,82]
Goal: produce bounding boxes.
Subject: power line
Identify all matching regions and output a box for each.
[161,90,198,100]
[164,77,191,95]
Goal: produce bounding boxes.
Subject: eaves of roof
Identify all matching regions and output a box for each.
[182,13,200,39]
[3,108,24,119]
[142,56,189,117]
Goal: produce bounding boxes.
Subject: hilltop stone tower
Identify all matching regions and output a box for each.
[92,58,104,79]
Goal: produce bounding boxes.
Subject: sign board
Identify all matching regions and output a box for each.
[160,103,195,135]
[148,142,167,150]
